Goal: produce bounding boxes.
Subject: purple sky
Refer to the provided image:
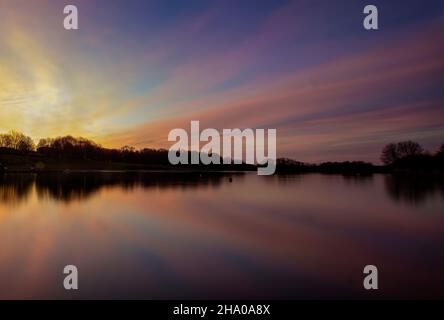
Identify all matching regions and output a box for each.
[0,0,443,163]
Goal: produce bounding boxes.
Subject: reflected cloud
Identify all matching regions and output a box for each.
[1,172,444,299]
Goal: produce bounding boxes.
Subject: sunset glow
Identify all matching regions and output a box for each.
[1,0,443,163]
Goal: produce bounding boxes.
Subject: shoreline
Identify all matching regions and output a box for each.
[1,168,443,176]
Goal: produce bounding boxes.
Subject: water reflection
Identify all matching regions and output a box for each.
[1,172,444,207]
[0,172,242,204]
[0,174,34,205]
[341,173,374,186]
[384,174,444,205]
[0,172,443,299]
[271,173,444,206]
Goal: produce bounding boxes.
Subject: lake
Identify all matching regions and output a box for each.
[0,172,443,299]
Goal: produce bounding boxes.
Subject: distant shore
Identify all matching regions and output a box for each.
[1,135,443,175]
[0,148,256,173]
[1,150,443,176]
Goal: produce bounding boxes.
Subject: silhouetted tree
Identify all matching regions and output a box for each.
[381,141,423,165]
[438,143,444,155]
[381,143,399,165]
[37,138,52,149]
[0,133,13,148]
[1,130,441,173]
[0,130,35,152]
[396,140,423,157]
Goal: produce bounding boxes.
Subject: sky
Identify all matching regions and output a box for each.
[0,0,443,163]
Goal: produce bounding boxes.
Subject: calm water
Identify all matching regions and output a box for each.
[0,172,443,299]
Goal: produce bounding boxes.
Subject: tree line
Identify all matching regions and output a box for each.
[0,130,252,169]
[0,130,443,171]
[0,130,170,165]
[380,140,444,171]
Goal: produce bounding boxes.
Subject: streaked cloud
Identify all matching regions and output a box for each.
[0,0,443,162]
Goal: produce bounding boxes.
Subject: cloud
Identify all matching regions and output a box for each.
[1,0,443,163]
[101,19,444,163]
